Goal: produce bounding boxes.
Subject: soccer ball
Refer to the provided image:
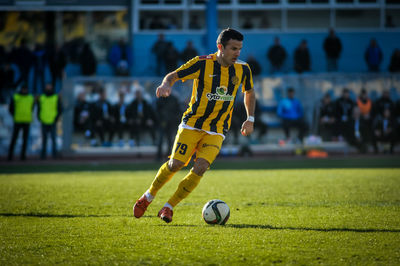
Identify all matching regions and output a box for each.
[202,199,230,225]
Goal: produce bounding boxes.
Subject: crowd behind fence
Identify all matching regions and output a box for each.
[1,73,399,160]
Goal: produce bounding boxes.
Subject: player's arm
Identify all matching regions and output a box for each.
[241,88,256,136]
[156,71,179,98]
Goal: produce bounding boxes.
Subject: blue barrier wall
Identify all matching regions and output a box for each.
[132,31,400,76]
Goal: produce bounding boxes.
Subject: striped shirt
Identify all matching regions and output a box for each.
[176,53,253,135]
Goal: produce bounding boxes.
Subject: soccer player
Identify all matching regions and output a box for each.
[133,28,256,223]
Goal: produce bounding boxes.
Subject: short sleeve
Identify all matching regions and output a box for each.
[241,63,254,92]
[176,56,202,81]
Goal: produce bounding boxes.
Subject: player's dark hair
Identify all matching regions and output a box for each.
[217,28,243,47]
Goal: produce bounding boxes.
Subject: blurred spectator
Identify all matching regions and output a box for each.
[164,42,180,73]
[389,49,400,73]
[113,91,129,147]
[385,15,395,28]
[189,15,201,30]
[127,89,157,147]
[73,92,92,141]
[373,90,394,119]
[7,84,34,161]
[0,61,16,104]
[32,43,47,95]
[335,88,355,140]
[80,43,97,76]
[63,38,84,64]
[345,107,371,154]
[318,93,336,141]
[149,16,165,30]
[242,17,254,29]
[48,43,67,90]
[323,28,342,72]
[267,37,287,73]
[38,84,63,159]
[294,40,311,74]
[365,39,383,72]
[246,55,262,77]
[357,89,373,120]
[156,93,181,160]
[90,89,114,146]
[372,109,396,154]
[181,41,198,63]
[152,34,168,76]
[10,39,34,87]
[277,88,308,142]
[108,39,132,76]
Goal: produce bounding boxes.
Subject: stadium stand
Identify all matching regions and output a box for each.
[0,0,399,159]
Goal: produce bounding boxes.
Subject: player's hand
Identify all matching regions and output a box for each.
[156,83,172,98]
[241,120,254,137]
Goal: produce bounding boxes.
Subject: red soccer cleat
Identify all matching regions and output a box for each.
[158,207,173,223]
[133,195,151,218]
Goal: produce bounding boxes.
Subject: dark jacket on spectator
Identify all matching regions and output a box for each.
[294,46,311,73]
[126,98,157,125]
[164,42,180,73]
[389,49,400,73]
[80,43,97,76]
[323,36,342,59]
[247,57,262,77]
[335,97,355,123]
[267,45,287,68]
[48,45,67,78]
[373,96,394,118]
[74,98,92,131]
[365,43,383,71]
[180,45,198,64]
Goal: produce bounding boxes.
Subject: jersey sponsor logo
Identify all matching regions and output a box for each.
[206,86,234,101]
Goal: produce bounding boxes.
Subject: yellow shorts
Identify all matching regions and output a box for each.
[170,128,224,166]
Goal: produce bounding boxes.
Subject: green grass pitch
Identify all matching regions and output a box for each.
[1,160,400,265]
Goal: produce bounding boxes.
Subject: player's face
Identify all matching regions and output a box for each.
[220,39,242,66]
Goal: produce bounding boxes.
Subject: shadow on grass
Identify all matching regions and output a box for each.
[0,212,150,218]
[227,224,400,233]
[157,224,198,227]
[156,223,400,233]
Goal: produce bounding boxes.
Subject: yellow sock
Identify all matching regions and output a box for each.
[148,162,175,196]
[168,170,202,207]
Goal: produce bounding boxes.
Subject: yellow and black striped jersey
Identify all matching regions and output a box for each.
[176,52,253,135]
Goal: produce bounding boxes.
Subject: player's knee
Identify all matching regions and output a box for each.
[168,159,184,172]
[192,158,210,176]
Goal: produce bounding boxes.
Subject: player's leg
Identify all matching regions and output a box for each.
[166,158,209,208]
[149,128,201,196]
[133,128,200,218]
[159,133,223,223]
